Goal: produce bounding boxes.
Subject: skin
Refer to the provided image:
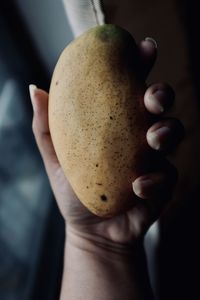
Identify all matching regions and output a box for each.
[30,38,184,300]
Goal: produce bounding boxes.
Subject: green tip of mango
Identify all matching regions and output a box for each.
[94,24,131,43]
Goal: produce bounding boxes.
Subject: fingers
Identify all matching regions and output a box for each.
[132,160,178,224]
[143,82,184,152]
[138,37,157,79]
[132,165,177,200]
[144,82,175,114]
[146,118,185,152]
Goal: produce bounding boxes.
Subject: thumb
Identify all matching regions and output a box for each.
[29,84,58,165]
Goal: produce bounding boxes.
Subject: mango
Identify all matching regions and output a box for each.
[49,25,153,217]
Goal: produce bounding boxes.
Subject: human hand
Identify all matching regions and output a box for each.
[30,38,184,250]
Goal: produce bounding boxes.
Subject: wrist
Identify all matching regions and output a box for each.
[66,224,144,260]
[61,225,154,300]
[66,225,153,286]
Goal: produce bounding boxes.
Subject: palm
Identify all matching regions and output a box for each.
[48,152,147,243]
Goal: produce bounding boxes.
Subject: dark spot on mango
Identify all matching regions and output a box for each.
[100,194,107,201]
[96,164,99,167]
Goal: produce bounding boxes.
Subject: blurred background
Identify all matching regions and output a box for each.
[0,1,73,299]
[0,0,200,299]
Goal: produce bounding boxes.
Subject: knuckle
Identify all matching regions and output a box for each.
[165,118,185,141]
[149,82,175,96]
[156,82,173,91]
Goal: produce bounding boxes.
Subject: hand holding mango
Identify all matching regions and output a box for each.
[48,25,184,217]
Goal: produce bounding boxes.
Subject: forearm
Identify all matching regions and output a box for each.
[60,227,155,300]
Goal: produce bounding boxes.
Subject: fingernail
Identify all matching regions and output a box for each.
[132,178,154,199]
[150,90,166,113]
[29,84,37,99]
[148,126,171,150]
[29,84,37,110]
[145,37,158,48]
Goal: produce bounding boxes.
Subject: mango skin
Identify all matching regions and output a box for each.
[49,25,153,217]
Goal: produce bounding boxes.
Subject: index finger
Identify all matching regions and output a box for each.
[138,37,158,80]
